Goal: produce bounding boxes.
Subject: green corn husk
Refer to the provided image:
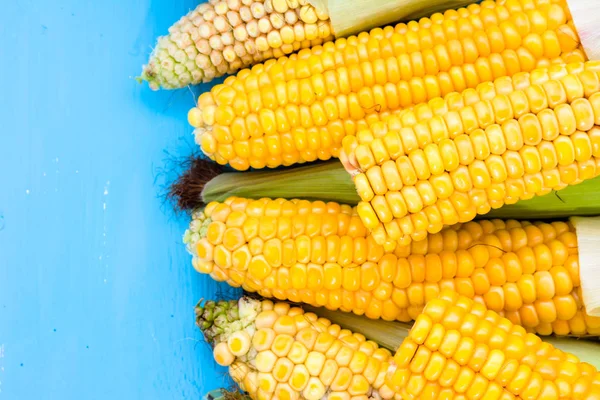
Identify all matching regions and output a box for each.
[201,161,360,205]
[301,304,600,369]
[204,389,250,400]
[201,160,600,219]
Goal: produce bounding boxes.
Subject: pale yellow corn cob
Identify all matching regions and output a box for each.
[197,297,399,399]
[141,0,333,90]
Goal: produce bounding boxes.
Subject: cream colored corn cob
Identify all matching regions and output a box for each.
[342,61,600,244]
[197,297,399,399]
[199,295,600,400]
[141,0,333,90]
[188,0,585,170]
[386,291,600,399]
[184,196,600,336]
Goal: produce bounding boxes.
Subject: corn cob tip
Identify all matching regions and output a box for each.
[201,297,397,399]
[168,155,223,212]
[196,298,245,344]
[138,62,161,91]
[196,297,262,345]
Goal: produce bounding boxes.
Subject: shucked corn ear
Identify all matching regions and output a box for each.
[184,196,600,336]
[386,291,600,399]
[343,61,600,244]
[140,0,333,90]
[188,0,585,170]
[199,295,600,400]
[196,296,399,399]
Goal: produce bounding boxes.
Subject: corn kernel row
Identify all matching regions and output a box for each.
[141,0,333,90]
[386,291,600,399]
[346,63,600,244]
[183,196,600,335]
[209,0,575,93]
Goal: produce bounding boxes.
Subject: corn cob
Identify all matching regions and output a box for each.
[200,295,600,400]
[188,0,586,170]
[184,196,600,335]
[342,61,600,244]
[196,296,399,399]
[140,0,333,90]
[386,291,600,399]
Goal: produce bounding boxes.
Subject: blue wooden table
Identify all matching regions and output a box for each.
[1,1,239,398]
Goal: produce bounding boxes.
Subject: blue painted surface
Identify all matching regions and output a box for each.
[0,1,238,398]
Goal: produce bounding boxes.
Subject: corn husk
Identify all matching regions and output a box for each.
[569,0,600,61]
[201,160,600,220]
[572,217,600,317]
[309,0,478,37]
[204,389,249,400]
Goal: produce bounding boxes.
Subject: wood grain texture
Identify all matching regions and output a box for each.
[0,0,239,398]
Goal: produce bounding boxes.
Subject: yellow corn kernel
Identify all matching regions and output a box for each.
[227,330,252,356]
[272,357,295,383]
[330,367,353,391]
[289,364,310,391]
[213,342,235,366]
[189,198,594,335]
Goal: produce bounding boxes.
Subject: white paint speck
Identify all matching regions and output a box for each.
[99,256,102,260]
[104,279,107,283]
[43,172,46,177]
[75,170,79,174]
[103,203,106,210]
[103,188,109,195]
[25,189,30,195]
[54,157,59,163]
